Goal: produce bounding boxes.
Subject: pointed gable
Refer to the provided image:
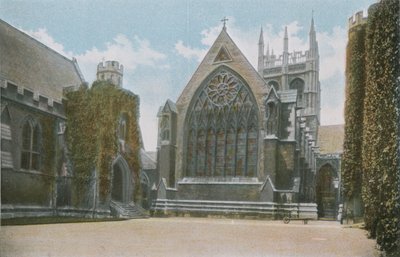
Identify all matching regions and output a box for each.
[265,86,280,104]
[157,99,177,116]
[177,28,268,109]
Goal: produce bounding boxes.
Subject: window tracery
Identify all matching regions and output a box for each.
[185,69,259,177]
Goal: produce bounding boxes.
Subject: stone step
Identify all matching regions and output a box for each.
[110,201,149,219]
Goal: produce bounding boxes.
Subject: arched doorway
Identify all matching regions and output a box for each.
[140,172,150,209]
[316,164,337,219]
[111,156,133,204]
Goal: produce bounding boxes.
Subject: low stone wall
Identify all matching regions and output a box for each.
[1,204,54,219]
[177,180,262,201]
[151,199,318,220]
[1,205,111,220]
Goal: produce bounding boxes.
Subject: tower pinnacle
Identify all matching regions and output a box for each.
[258,26,265,73]
[283,26,289,59]
[259,27,264,45]
[284,26,288,52]
[309,14,318,58]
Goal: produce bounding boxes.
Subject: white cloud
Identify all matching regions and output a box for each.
[25,28,168,86]
[317,26,347,81]
[24,28,72,58]
[76,34,167,84]
[175,40,207,62]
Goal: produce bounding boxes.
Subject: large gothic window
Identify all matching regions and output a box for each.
[21,119,41,170]
[185,68,259,177]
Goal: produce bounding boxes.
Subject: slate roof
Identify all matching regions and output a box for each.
[0,19,84,102]
[318,124,345,154]
[157,99,177,116]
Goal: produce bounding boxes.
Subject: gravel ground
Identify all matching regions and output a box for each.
[0,217,379,257]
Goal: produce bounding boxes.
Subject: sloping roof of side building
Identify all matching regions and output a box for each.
[0,19,85,102]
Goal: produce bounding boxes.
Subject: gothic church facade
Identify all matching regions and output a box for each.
[153,19,321,218]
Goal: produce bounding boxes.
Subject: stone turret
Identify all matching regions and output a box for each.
[348,11,367,30]
[97,60,124,88]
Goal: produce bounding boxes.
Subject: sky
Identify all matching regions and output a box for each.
[1,0,377,151]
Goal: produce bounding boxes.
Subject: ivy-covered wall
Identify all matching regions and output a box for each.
[343,0,399,254]
[342,22,366,205]
[65,81,142,207]
[362,0,399,253]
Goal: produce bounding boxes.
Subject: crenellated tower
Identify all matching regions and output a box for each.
[96,60,124,88]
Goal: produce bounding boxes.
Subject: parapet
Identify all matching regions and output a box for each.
[348,11,367,29]
[97,60,124,74]
[1,78,65,117]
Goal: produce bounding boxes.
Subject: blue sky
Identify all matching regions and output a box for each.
[1,0,376,150]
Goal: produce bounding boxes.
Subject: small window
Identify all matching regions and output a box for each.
[160,115,170,141]
[119,119,127,141]
[21,120,41,170]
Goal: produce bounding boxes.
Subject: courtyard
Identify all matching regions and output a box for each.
[0,217,378,257]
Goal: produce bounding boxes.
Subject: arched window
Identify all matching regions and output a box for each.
[118,115,128,153]
[160,115,170,141]
[290,78,305,106]
[316,164,336,218]
[185,68,259,177]
[1,107,13,168]
[119,119,127,141]
[21,119,41,170]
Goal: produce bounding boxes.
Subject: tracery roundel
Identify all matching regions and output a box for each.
[206,72,239,106]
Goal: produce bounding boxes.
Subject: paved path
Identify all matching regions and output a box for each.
[0,218,378,257]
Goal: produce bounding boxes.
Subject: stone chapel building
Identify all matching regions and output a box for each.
[152,20,321,218]
[0,19,147,219]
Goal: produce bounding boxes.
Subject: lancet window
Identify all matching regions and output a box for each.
[185,68,259,177]
[21,118,41,170]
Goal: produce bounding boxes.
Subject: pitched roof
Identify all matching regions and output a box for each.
[0,19,84,102]
[158,99,177,116]
[318,124,345,154]
[176,27,268,109]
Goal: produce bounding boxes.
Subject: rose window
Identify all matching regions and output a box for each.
[206,73,239,106]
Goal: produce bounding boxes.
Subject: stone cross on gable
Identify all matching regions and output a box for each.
[221,17,229,30]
